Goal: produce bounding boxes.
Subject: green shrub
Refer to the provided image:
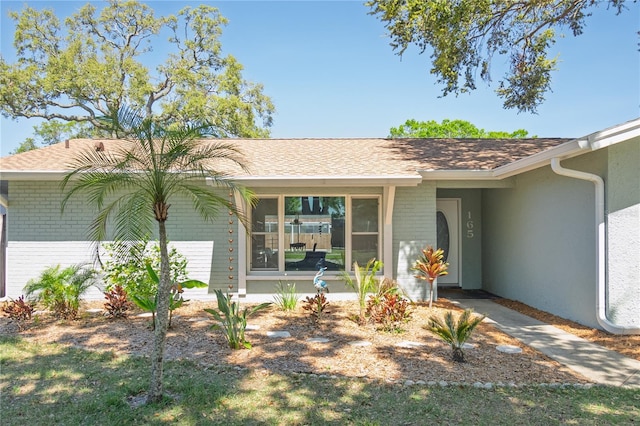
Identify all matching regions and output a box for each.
[24,264,97,320]
[101,240,188,300]
[427,309,485,362]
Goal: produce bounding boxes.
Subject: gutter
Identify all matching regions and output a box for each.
[550,158,640,335]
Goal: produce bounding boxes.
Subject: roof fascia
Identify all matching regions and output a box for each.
[495,118,640,179]
[231,175,423,187]
[0,171,68,180]
[586,118,640,150]
[492,139,585,179]
[418,170,495,180]
[436,179,515,188]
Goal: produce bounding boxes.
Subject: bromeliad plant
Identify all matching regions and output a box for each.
[205,288,272,349]
[341,259,382,325]
[412,246,449,308]
[427,309,485,362]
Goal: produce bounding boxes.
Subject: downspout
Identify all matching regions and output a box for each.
[550,158,640,334]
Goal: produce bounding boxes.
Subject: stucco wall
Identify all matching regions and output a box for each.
[606,137,640,327]
[482,150,607,328]
[394,182,436,300]
[437,189,483,290]
[5,180,227,300]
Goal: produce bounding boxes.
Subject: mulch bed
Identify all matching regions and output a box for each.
[1,298,592,385]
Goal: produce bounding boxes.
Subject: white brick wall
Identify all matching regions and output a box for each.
[5,181,227,299]
[6,241,100,299]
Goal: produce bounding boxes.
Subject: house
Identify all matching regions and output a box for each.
[1,118,638,334]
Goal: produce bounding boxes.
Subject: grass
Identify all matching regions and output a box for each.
[1,336,639,425]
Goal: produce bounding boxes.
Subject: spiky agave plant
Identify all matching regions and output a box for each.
[412,246,448,308]
[427,309,485,362]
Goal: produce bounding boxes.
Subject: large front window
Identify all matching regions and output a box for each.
[250,195,380,272]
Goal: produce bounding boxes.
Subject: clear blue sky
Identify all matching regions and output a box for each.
[1,1,639,156]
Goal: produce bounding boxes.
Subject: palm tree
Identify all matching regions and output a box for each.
[61,107,254,403]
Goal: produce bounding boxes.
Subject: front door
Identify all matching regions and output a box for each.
[436,199,460,286]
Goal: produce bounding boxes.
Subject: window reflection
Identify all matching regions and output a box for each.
[285,196,345,271]
[251,199,278,269]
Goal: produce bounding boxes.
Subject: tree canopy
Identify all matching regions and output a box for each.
[1,1,274,149]
[389,119,530,138]
[367,0,628,113]
[10,121,93,154]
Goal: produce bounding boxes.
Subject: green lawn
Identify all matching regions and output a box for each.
[1,336,638,425]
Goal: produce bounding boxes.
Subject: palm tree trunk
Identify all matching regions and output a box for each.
[148,219,171,403]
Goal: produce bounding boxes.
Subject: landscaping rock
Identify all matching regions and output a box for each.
[496,344,522,354]
[266,330,290,338]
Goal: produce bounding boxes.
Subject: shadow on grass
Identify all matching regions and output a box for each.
[1,335,639,425]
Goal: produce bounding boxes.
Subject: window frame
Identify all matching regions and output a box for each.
[248,194,381,274]
[349,196,382,268]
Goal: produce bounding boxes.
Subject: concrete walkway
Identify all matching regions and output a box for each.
[454,298,640,388]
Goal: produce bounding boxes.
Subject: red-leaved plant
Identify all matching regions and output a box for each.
[103,285,134,319]
[2,295,35,329]
[412,246,449,308]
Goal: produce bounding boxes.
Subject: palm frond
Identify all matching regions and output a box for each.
[427,309,485,362]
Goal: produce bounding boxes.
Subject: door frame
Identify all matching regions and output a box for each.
[436,198,461,287]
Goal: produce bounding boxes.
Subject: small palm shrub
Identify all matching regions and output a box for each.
[273,281,299,311]
[24,264,97,320]
[302,293,330,324]
[103,285,134,319]
[341,259,382,325]
[427,309,485,362]
[205,288,272,349]
[2,296,35,329]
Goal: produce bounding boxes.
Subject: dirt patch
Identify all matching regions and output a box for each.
[0,298,594,385]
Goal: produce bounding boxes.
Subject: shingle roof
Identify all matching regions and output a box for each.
[0,137,572,178]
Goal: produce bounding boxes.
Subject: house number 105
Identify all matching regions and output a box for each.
[466,211,474,239]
